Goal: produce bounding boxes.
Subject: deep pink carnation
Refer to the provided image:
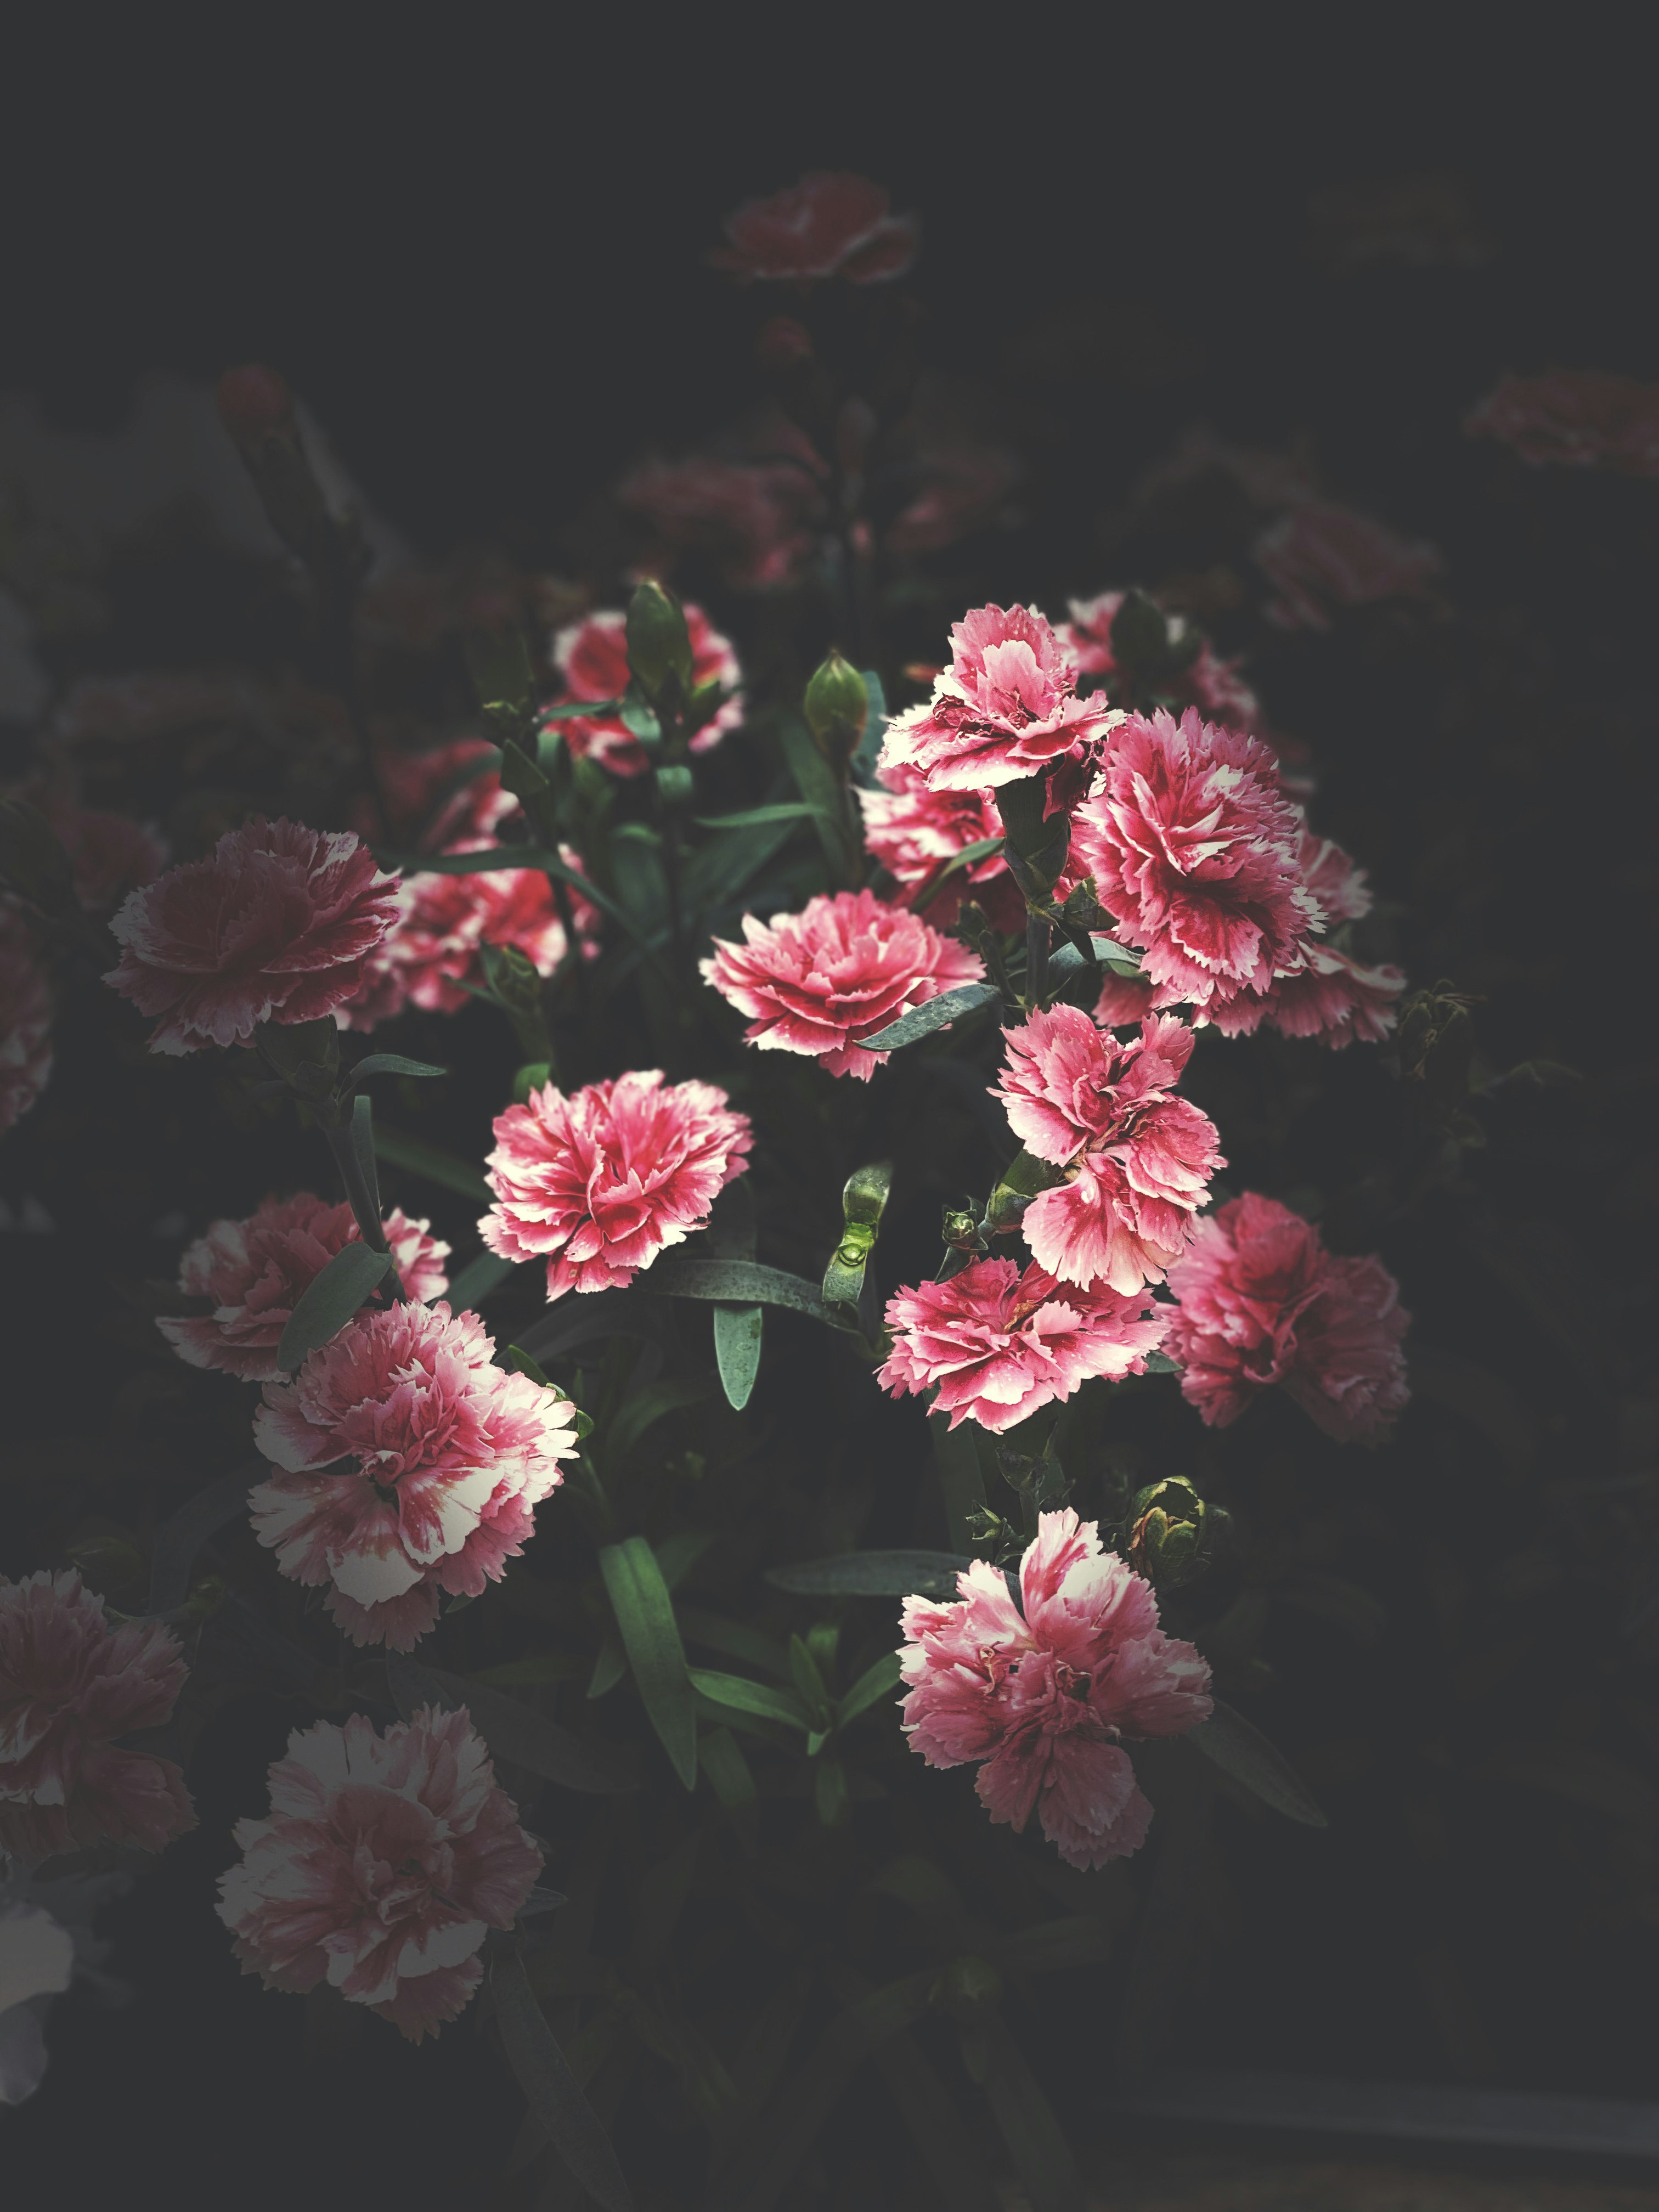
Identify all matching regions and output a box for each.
[702,889,984,1081]
[480,1069,751,1299]
[995,1006,1223,1293]
[1164,1193,1410,1442]
[898,1510,1211,1869]
[710,171,918,285]
[1069,708,1320,1024]
[859,762,1028,931]
[1259,941,1406,1048]
[104,816,401,1054]
[157,1193,450,1382]
[216,1706,541,2041]
[0,1571,196,1866]
[1254,502,1441,631]
[0,913,52,1138]
[549,605,742,778]
[877,1257,1168,1435]
[1465,370,1659,478]
[1061,590,1263,730]
[879,604,1121,793]
[250,1303,575,1649]
[1295,830,1373,925]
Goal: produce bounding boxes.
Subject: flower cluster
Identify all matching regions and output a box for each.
[550,605,743,777]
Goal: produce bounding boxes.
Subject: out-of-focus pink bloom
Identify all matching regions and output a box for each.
[549,605,743,778]
[619,452,821,591]
[880,605,1121,794]
[1069,709,1319,1025]
[338,839,600,1030]
[1466,370,1659,478]
[216,1706,541,2042]
[878,1257,1169,1434]
[1062,590,1263,730]
[1254,502,1441,631]
[250,1303,575,1649]
[1259,941,1406,1048]
[52,672,246,750]
[0,913,52,1137]
[372,737,517,849]
[8,773,170,909]
[996,1006,1223,1293]
[898,1510,1211,1869]
[887,445,1022,555]
[859,763,1028,930]
[702,889,984,1080]
[1294,830,1373,926]
[710,172,918,285]
[157,1193,450,1383]
[480,1070,751,1300]
[1164,1193,1409,1442]
[104,817,400,1055]
[0,1571,196,1865]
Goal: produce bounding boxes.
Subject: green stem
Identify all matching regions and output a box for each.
[1025,911,1050,1007]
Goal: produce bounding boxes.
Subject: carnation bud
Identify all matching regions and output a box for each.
[1125,1476,1226,1590]
[0,797,78,920]
[983,1147,1065,1234]
[757,315,814,372]
[941,1206,982,1251]
[803,650,869,772]
[625,579,695,707]
[655,763,695,809]
[216,363,295,443]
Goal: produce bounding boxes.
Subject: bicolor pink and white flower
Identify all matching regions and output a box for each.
[879,604,1121,793]
[480,1069,752,1299]
[702,889,984,1081]
[550,604,743,777]
[995,1006,1224,1293]
[858,763,1028,930]
[1257,941,1406,1048]
[157,1192,450,1382]
[104,816,401,1054]
[369,737,518,849]
[1164,1193,1410,1442]
[1465,370,1659,478]
[877,1257,1169,1434]
[1061,590,1263,730]
[0,913,52,1137]
[250,1303,576,1649]
[898,1511,1211,1869]
[216,1706,541,2041]
[0,1571,196,1865]
[710,171,918,285]
[1254,502,1441,631]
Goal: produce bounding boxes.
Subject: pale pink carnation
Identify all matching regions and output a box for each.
[859,761,1028,931]
[1069,708,1320,1024]
[877,1257,1168,1435]
[216,1706,541,2041]
[702,889,984,1080]
[1465,370,1659,478]
[1254,502,1441,631]
[1164,1193,1409,1442]
[898,1510,1211,1870]
[0,913,52,1137]
[157,1193,451,1382]
[480,1069,752,1299]
[0,1571,196,1865]
[250,1302,576,1650]
[104,816,400,1054]
[549,603,743,777]
[995,1006,1223,1294]
[710,171,918,285]
[879,604,1121,794]
[1062,590,1263,729]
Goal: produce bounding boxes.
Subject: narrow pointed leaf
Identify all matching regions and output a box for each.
[712,1304,764,1410]
[1186,1699,1328,1827]
[490,1949,633,2212]
[599,1537,697,1788]
[687,1668,810,1732]
[836,1651,902,1728]
[347,1053,448,1081]
[383,1651,638,1793]
[539,696,623,719]
[692,804,836,830]
[859,981,1002,1053]
[978,2012,1087,2212]
[648,1257,829,1322]
[587,1634,626,1700]
[350,1094,382,1217]
[764,1549,972,1599]
[603,1378,707,1467]
[276,1243,392,1372]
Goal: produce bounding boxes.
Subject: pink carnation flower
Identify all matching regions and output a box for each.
[250,1302,576,1650]
[368,737,517,848]
[1465,370,1659,478]
[1164,1193,1410,1442]
[898,1510,1211,1869]
[1259,941,1406,1048]
[710,171,918,285]
[995,1006,1223,1293]
[1069,708,1320,1024]
[216,1706,541,2041]
[1254,502,1441,631]
[702,889,984,1080]
[0,913,52,1138]
[157,1193,451,1383]
[877,1257,1169,1435]
[879,603,1121,793]
[104,816,401,1054]
[1062,590,1263,730]
[480,1069,752,1299]
[550,605,743,778]
[858,762,1029,931]
[0,1571,196,1866]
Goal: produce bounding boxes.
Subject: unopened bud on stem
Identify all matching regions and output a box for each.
[804,650,868,773]
[625,579,695,706]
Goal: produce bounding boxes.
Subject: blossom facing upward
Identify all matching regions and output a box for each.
[104,816,401,1054]
[879,604,1121,793]
[1465,370,1659,478]
[1254,502,1441,631]
[1062,590,1263,731]
[710,171,918,285]
[250,1302,577,1650]
[1164,1193,1410,1442]
[702,889,984,1080]
[898,1511,1211,1869]
[216,1706,542,2042]
[550,605,743,777]
[995,1006,1224,1293]
[0,1571,196,1865]
[480,1070,752,1299]
[0,913,52,1137]
[877,1257,1169,1434]
[1069,708,1319,1024]
[157,1192,451,1382]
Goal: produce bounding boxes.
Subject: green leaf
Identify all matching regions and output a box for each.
[470,1654,588,1689]
[814,1757,849,1825]
[687,1668,810,1732]
[647,1257,830,1323]
[977,2012,1087,2212]
[677,1607,791,1679]
[1144,1350,1180,1374]
[539,696,623,720]
[347,1053,448,1082]
[836,1651,902,1728]
[373,1124,493,1204]
[655,1531,713,1590]
[145,1464,260,1615]
[900,834,1005,917]
[850,670,888,789]
[699,1726,758,1856]
[692,803,836,831]
[787,1634,833,1723]
[383,1651,639,1793]
[503,1343,558,1390]
[858,981,1002,1053]
[764,1549,972,1599]
[587,1634,626,1700]
[489,1949,634,2212]
[684,806,802,919]
[599,1537,698,1789]
[276,1243,392,1372]
[603,1378,707,1468]
[778,714,856,884]
[712,1303,764,1411]
[929,1413,987,1556]
[349,1094,382,1218]
[1186,1699,1328,1827]
[444,1251,519,1308]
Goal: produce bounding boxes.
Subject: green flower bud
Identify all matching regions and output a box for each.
[803,650,868,771]
[1126,1476,1225,1590]
[941,1207,982,1251]
[624,579,695,704]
